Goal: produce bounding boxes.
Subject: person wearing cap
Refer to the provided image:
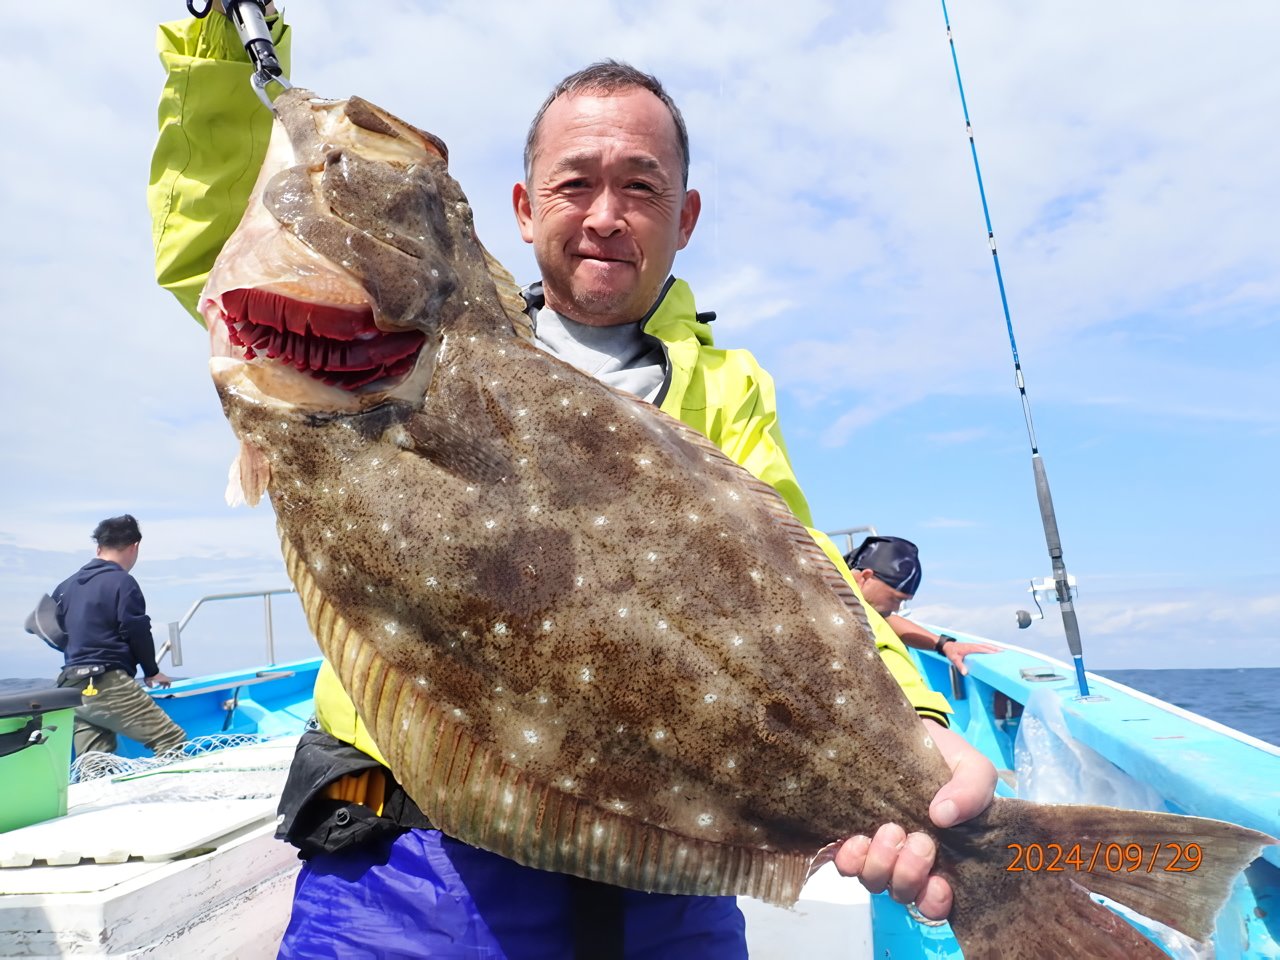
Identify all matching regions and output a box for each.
[845,537,1000,676]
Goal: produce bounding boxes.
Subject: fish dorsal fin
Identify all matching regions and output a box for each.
[481,242,534,342]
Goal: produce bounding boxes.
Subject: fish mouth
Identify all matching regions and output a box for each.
[220,287,425,391]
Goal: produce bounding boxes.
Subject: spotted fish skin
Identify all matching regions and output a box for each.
[203,89,1273,957]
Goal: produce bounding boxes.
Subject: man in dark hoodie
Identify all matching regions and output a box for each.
[53,515,186,757]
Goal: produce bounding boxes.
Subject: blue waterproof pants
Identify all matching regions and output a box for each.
[278,829,748,959]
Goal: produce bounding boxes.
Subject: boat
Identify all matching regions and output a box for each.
[3,581,1276,958]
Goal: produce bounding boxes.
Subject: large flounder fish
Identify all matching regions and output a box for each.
[201,88,1271,958]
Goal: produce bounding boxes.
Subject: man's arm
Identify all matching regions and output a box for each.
[116,576,161,679]
[149,11,290,320]
[887,614,1002,677]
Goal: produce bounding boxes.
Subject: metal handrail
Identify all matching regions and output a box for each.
[825,525,879,557]
[158,588,297,668]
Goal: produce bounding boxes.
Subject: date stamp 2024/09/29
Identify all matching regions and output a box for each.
[1006,842,1203,874]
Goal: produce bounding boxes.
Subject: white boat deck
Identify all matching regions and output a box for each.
[0,734,872,958]
[0,737,302,959]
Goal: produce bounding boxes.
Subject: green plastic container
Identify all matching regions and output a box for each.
[0,687,81,833]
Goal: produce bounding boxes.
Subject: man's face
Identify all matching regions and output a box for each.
[855,568,912,617]
[513,88,701,327]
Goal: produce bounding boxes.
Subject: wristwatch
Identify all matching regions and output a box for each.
[933,634,956,655]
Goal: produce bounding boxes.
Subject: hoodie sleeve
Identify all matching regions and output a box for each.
[118,576,159,678]
[149,13,292,321]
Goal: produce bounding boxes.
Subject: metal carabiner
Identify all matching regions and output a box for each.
[251,67,294,111]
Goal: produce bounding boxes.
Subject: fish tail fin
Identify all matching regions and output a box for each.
[941,797,1274,960]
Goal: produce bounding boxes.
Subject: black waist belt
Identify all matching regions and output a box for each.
[276,728,433,859]
[278,729,625,958]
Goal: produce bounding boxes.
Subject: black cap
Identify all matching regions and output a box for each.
[844,536,922,596]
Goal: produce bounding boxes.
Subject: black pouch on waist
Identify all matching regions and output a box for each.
[56,664,107,687]
[276,728,433,859]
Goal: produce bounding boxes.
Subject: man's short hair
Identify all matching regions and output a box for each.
[523,60,691,188]
[844,536,922,596]
[92,514,142,550]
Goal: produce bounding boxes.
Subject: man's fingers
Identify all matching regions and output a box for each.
[913,874,953,921]
[927,724,998,828]
[887,832,935,903]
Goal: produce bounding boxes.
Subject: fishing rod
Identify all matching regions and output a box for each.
[938,1,1093,699]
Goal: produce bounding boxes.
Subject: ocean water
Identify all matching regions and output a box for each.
[1096,667,1280,748]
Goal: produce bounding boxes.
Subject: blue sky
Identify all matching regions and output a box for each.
[2,1,1277,681]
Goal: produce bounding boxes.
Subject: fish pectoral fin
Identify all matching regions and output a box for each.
[226,440,271,508]
[405,414,511,484]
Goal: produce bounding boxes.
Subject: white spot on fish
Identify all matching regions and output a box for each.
[832,615,846,626]
[561,778,575,791]
[575,576,585,587]
[560,397,571,407]
[688,513,700,522]
[923,736,934,750]
[697,813,714,827]
[704,693,717,704]
[750,569,762,582]
[517,408,528,417]
[657,620,669,631]
[537,693,550,704]
[365,584,375,594]
[637,457,652,467]
[452,708,466,719]
[593,824,606,839]
[835,695,847,705]
[607,424,618,432]
[493,623,508,635]
[826,748,838,759]
[383,622,399,635]
[402,717,410,731]
[831,660,843,671]
[594,516,609,526]
[731,635,744,647]
[617,607,629,618]
[528,503,541,515]
[416,677,428,687]
[580,667,594,682]
[312,559,324,572]
[652,729,667,742]
[425,577,438,588]
[610,800,629,812]
[726,758,736,769]
[485,519,497,530]
[786,778,799,791]
[380,521,390,533]
[773,624,783,634]
[523,729,539,744]
[542,620,554,633]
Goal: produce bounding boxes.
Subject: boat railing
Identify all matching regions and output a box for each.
[157,588,298,668]
[825,525,878,557]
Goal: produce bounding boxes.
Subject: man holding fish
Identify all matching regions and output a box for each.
[150,6,997,957]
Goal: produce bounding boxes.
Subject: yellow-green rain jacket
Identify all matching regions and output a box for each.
[149,14,950,765]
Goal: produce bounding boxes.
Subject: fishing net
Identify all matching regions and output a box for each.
[69,732,301,805]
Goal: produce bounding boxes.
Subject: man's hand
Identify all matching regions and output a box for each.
[832,719,996,920]
[144,672,175,689]
[941,639,1002,676]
